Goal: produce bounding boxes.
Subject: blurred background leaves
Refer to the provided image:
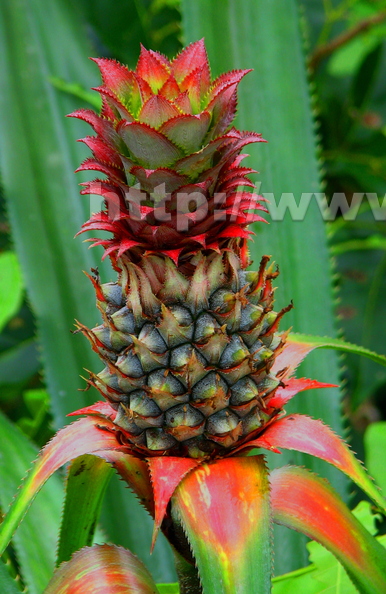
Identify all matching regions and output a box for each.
[0,0,385,588]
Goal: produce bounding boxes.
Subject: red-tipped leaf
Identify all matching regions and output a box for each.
[268,377,337,408]
[91,58,134,99]
[271,466,386,594]
[147,457,200,551]
[172,456,271,594]
[245,414,386,512]
[45,544,158,594]
[136,46,171,92]
[172,39,209,83]
[0,417,144,555]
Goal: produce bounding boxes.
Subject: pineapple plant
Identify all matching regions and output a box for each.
[71,39,293,459]
[1,39,386,594]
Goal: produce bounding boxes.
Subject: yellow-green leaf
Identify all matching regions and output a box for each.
[0,252,23,333]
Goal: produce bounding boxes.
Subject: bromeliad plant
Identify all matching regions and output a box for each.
[1,40,386,593]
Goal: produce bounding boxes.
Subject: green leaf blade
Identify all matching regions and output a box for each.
[0,252,23,333]
[57,454,113,566]
[288,333,386,367]
[0,410,63,594]
[0,561,22,594]
[0,0,108,427]
[365,422,386,496]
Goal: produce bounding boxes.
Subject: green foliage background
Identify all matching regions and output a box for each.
[0,0,386,591]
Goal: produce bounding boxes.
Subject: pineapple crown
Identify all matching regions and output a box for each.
[70,39,267,270]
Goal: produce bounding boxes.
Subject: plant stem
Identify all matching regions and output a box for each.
[309,10,386,70]
[173,551,202,594]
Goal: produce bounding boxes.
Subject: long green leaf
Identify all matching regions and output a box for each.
[57,454,113,566]
[172,456,271,594]
[365,422,386,496]
[181,0,345,573]
[156,585,179,594]
[0,0,108,427]
[0,410,63,594]
[0,417,122,558]
[0,252,23,333]
[0,561,21,594]
[289,333,386,366]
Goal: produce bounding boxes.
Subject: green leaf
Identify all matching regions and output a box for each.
[0,417,120,558]
[331,235,386,255]
[45,544,159,594]
[350,43,383,112]
[0,561,21,594]
[49,76,101,109]
[0,340,39,387]
[180,0,344,574]
[333,247,386,407]
[172,456,271,594]
[16,389,50,438]
[0,410,63,594]
[156,585,179,594]
[288,332,386,367]
[0,252,23,333]
[0,0,110,427]
[100,476,177,584]
[57,454,113,566]
[365,422,386,496]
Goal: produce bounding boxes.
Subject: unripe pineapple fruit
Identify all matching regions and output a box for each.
[72,40,292,459]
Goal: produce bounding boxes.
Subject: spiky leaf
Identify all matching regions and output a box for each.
[0,411,63,594]
[271,466,386,594]
[172,456,271,594]
[57,455,113,565]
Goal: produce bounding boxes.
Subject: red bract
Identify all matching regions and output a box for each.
[70,39,267,268]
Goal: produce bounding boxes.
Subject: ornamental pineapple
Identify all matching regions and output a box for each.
[72,40,292,459]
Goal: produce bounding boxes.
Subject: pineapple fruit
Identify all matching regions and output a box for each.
[72,40,292,459]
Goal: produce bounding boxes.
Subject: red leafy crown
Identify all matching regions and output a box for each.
[70,39,267,268]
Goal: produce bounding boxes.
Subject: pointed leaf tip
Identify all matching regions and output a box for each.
[268,377,338,408]
[90,57,134,99]
[147,457,200,551]
[136,46,171,92]
[251,414,386,513]
[172,39,210,83]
